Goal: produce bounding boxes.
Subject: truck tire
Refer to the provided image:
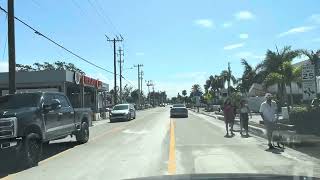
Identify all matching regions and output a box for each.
[76,121,89,144]
[19,133,42,168]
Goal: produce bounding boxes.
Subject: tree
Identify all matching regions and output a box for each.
[131,89,140,104]
[220,69,237,96]
[43,62,56,70]
[261,46,300,106]
[160,91,167,104]
[33,62,44,71]
[54,61,66,70]
[191,84,202,97]
[240,59,261,94]
[182,90,187,103]
[123,84,133,102]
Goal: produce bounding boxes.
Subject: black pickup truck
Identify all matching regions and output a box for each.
[0,92,92,167]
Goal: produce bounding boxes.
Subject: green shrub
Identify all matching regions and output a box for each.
[289,106,320,135]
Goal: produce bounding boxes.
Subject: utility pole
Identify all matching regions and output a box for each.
[8,0,16,94]
[106,35,123,105]
[140,70,144,104]
[118,47,124,103]
[134,64,143,107]
[146,80,153,105]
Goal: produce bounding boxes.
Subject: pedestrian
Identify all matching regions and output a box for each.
[223,98,235,137]
[259,93,278,149]
[239,99,252,137]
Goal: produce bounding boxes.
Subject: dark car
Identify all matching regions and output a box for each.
[170,104,188,118]
[0,92,92,168]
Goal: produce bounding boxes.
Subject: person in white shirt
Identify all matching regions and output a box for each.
[259,93,278,149]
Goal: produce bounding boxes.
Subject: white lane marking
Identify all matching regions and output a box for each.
[122,129,150,135]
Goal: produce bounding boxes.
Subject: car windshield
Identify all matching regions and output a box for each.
[173,104,185,108]
[113,105,129,110]
[1,1,320,180]
[0,94,40,109]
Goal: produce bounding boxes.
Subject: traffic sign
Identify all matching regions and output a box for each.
[302,81,316,100]
[302,63,315,81]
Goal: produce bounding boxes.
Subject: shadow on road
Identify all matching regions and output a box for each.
[109,119,130,123]
[265,147,284,154]
[0,141,78,178]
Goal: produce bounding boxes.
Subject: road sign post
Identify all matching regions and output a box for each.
[302,63,317,101]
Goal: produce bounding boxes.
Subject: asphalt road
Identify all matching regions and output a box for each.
[1,107,320,180]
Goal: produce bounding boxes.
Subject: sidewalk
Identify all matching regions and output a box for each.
[190,108,320,146]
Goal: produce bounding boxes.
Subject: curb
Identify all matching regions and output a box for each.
[190,109,267,139]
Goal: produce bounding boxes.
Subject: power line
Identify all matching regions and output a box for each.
[92,0,120,35]
[0,5,115,75]
[87,0,119,36]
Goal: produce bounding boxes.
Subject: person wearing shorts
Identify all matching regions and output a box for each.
[259,93,278,149]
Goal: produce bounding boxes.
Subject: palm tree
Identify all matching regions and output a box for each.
[240,59,261,95]
[220,70,237,96]
[261,46,300,106]
[191,84,202,96]
[182,90,187,103]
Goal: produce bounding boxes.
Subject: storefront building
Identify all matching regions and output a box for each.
[0,70,110,120]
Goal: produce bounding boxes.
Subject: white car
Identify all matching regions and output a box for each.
[110,104,136,122]
[170,104,188,118]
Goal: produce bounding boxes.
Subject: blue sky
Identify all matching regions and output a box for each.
[0,0,320,97]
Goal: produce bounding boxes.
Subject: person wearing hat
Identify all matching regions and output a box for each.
[259,93,278,149]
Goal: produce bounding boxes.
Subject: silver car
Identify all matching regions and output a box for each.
[170,104,188,118]
[110,104,136,122]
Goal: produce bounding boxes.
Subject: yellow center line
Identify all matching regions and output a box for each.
[168,118,176,175]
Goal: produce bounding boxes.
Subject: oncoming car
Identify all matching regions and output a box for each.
[110,104,136,122]
[170,104,188,118]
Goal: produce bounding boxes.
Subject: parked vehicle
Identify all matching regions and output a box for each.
[110,104,136,122]
[170,104,188,118]
[0,92,92,168]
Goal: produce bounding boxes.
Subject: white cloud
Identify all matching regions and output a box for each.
[239,33,249,39]
[194,19,214,28]
[277,26,315,37]
[223,43,245,50]
[234,11,255,20]
[235,51,264,60]
[0,62,8,72]
[135,52,145,56]
[308,14,320,24]
[222,22,232,28]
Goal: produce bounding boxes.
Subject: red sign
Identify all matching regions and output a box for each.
[81,75,102,88]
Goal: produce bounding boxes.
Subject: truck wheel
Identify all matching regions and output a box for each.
[19,133,42,168]
[76,121,89,144]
